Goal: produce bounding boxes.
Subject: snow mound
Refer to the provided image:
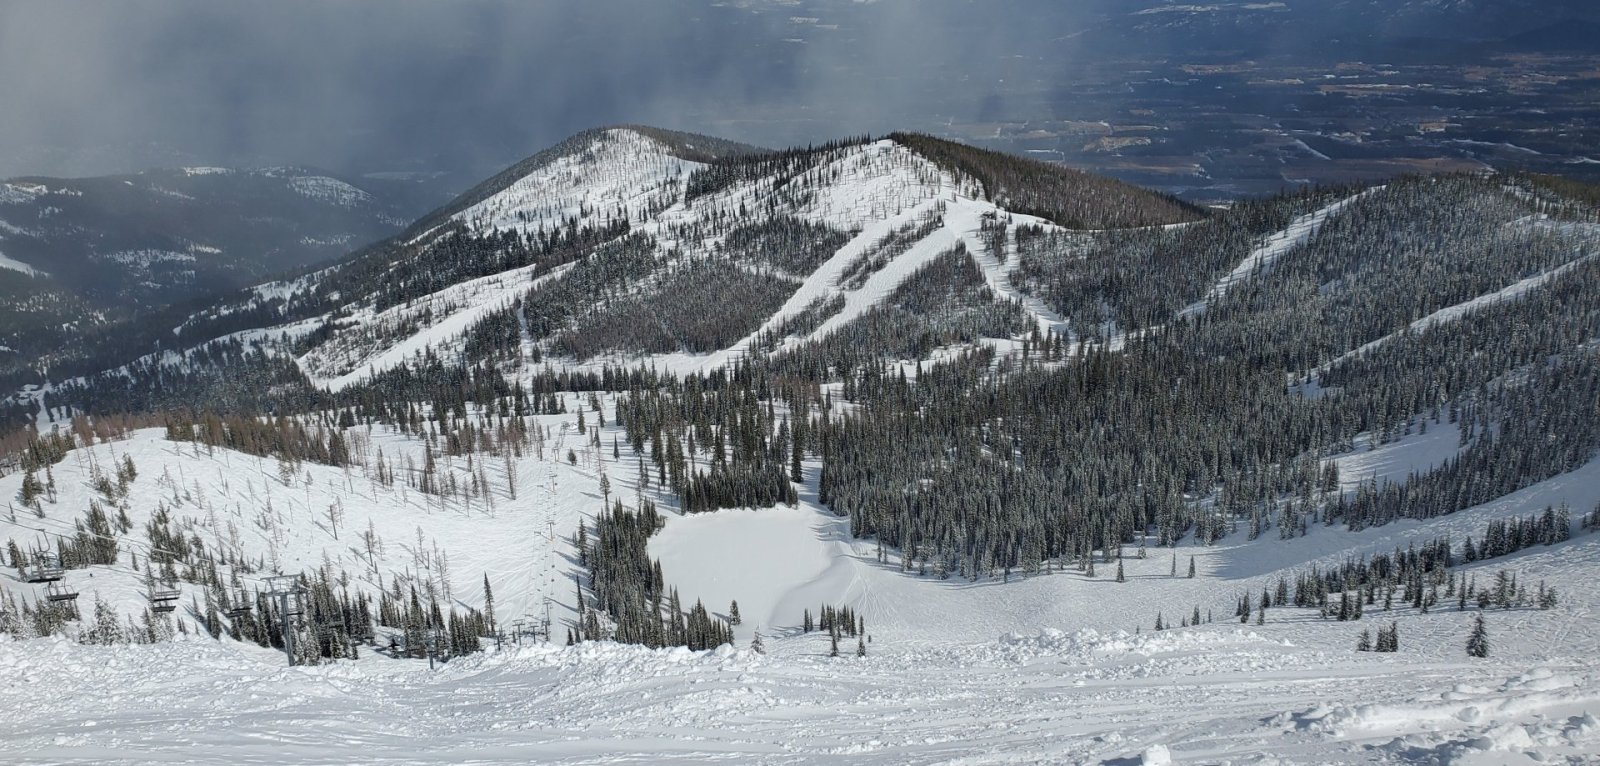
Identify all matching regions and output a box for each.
[1141,743,1173,765]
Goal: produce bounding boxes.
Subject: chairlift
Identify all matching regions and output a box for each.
[224,590,253,618]
[23,554,64,583]
[44,581,79,603]
[147,588,181,614]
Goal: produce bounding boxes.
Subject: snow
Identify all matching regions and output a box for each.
[1328,421,1468,494]
[1181,188,1383,318]
[286,176,373,208]
[2,608,1596,764]
[0,183,41,205]
[0,410,610,639]
[298,261,575,390]
[101,249,197,267]
[0,248,43,277]
[1,416,1598,763]
[0,217,34,237]
[455,128,701,238]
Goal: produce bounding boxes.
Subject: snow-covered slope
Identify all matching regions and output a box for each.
[451,128,703,239]
[140,128,1197,394]
[3,423,1599,764]
[6,622,1599,765]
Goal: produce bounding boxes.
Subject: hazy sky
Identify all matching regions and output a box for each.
[0,0,1073,179]
[4,0,1576,180]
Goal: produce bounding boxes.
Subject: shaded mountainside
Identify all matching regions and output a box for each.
[0,167,417,388]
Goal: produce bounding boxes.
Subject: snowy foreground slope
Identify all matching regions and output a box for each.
[3,613,1597,765]
[3,420,1600,764]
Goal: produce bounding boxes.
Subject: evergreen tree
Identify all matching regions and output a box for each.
[1466,614,1489,658]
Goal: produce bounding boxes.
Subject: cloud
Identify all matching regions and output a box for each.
[0,0,1101,179]
[0,1,796,176]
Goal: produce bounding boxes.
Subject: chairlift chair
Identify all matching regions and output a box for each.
[44,581,79,603]
[23,555,65,584]
[147,588,181,614]
[224,589,254,618]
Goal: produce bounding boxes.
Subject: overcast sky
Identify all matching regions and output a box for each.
[1,0,1088,180]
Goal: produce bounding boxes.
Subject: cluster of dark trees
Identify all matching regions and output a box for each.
[684,137,876,203]
[839,208,944,289]
[1356,623,1401,653]
[375,573,488,661]
[1011,185,1348,338]
[1188,175,1583,373]
[576,499,734,650]
[554,258,799,359]
[721,215,852,275]
[889,132,1203,229]
[615,370,804,514]
[1462,506,1574,561]
[768,247,1031,380]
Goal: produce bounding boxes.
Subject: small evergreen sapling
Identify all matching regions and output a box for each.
[1466,614,1489,658]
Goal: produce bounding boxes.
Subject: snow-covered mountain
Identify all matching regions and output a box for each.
[0,167,424,391]
[4,126,1600,763]
[124,126,1196,400]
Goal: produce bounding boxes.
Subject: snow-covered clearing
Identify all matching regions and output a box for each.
[0,403,621,635]
[287,176,373,208]
[1326,421,1468,495]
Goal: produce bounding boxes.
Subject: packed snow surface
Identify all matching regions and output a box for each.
[2,622,1596,765]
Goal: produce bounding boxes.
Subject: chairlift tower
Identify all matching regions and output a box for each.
[265,574,308,667]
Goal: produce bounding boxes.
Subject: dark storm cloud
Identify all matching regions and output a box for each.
[0,0,1104,179]
[0,0,803,177]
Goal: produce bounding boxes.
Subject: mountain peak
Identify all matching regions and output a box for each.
[402,126,762,240]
